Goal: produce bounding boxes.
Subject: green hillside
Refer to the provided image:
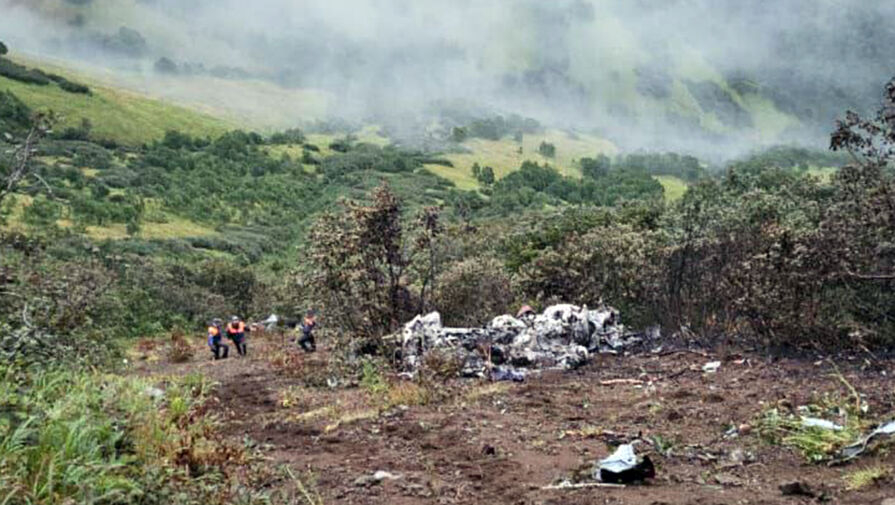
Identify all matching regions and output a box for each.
[653,175,688,201]
[0,58,231,145]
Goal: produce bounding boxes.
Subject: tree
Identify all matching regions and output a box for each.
[828,76,895,282]
[581,155,611,180]
[154,57,178,75]
[479,165,495,185]
[538,141,556,158]
[0,41,8,56]
[451,126,467,143]
[306,183,442,339]
[471,163,495,186]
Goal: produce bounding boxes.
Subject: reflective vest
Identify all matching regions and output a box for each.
[208,326,220,337]
[227,321,245,334]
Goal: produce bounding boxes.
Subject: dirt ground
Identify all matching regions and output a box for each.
[133,333,895,505]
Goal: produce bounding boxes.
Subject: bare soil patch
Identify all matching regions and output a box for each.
[132,335,895,504]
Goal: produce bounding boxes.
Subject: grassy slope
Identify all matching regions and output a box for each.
[3,195,218,240]
[0,58,232,146]
[428,129,618,190]
[653,175,688,202]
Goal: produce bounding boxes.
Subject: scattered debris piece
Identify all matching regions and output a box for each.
[837,420,895,463]
[779,481,815,497]
[491,366,525,382]
[702,361,721,373]
[354,471,401,487]
[541,481,625,490]
[261,314,279,331]
[801,417,844,431]
[396,304,636,378]
[596,444,656,484]
[600,379,645,386]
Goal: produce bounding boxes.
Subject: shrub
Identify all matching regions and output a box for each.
[615,152,705,181]
[0,41,7,56]
[0,57,51,85]
[0,90,32,133]
[56,118,93,141]
[57,78,91,94]
[154,57,179,75]
[517,224,665,326]
[269,128,306,145]
[161,129,195,150]
[329,137,352,153]
[451,126,467,143]
[581,154,610,179]
[305,184,441,340]
[102,27,148,58]
[538,141,556,158]
[166,329,194,363]
[434,257,517,326]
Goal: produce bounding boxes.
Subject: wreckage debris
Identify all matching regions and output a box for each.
[837,420,895,463]
[396,303,638,377]
[701,361,721,373]
[596,444,656,484]
[800,417,843,431]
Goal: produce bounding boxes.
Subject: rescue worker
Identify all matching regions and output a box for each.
[298,311,317,353]
[226,315,248,356]
[208,318,228,360]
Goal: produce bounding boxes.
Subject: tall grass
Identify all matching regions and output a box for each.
[0,365,237,504]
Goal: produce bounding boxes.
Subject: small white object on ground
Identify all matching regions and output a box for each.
[800,417,843,431]
[702,361,722,373]
[372,471,400,481]
[599,444,638,475]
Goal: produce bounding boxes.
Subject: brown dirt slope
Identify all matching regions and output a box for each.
[133,334,895,504]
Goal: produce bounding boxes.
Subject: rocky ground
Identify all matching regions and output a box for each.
[132,333,895,505]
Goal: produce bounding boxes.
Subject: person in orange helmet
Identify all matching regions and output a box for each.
[207,318,228,360]
[226,315,248,356]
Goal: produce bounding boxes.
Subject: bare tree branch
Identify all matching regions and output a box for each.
[844,268,895,280]
[0,112,54,207]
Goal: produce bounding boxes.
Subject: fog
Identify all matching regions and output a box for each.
[2,0,893,156]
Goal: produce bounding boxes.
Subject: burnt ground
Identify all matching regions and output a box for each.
[132,333,895,504]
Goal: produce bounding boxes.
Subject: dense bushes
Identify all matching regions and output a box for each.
[479,161,664,215]
[0,57,91,94]
[614,152,706,180]
[433,257,517,326]
[0,90,31,134]
[730,145,848,172]
[450,114,541,142]
[0,57,51,85]
[505,157,894,348]
[268,128,306,145]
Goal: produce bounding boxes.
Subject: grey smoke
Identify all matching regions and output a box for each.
[1,0,892,157]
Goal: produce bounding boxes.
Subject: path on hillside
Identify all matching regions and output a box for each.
[133,334,895,504]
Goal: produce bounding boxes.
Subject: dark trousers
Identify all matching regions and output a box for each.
[229,333,247,356]
[210,337,229,360]
[298,333,315,352]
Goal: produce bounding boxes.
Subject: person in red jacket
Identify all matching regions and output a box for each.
[226,315,248,356]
